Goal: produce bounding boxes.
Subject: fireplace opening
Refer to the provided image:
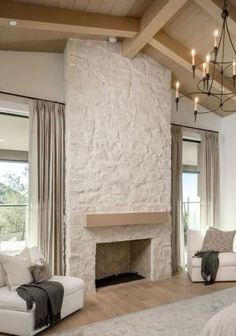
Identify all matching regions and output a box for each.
[95,239,151,289]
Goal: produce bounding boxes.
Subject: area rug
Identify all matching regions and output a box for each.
[55,286,236,336]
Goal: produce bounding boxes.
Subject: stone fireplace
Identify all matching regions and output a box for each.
[66,212,171,292]
[64,39,172,293]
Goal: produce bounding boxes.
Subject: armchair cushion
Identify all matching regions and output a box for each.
[192,252,236,267]
[0,275,84,313]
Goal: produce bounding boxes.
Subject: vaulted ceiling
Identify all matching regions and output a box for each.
[1,0,236,116]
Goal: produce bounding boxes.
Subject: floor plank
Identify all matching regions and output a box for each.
[41,272,236,335]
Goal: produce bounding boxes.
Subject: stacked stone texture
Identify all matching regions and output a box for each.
[64,39,172,292]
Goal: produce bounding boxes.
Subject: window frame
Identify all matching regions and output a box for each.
[0,159,29,252]
[182,137,201,237]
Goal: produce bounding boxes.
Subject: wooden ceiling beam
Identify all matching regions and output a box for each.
[149,31,236,103]
[0,0,139,38]
[195,0,236,36]
[121,0,188,59]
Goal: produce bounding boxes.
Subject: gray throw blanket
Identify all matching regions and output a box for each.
[194,251,219,285]
[17,281,64,330]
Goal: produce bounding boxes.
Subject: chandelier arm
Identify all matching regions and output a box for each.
[209,54,217,93]
[178,91,208,99]
[213,60,234,65]
[217,17,224,54]
[225,19,236,55]
[208,93,222,101]
[222,63,232,72]
[197,106,221,114]
[222,93,236,104]
[221,107,236,112]
[210,69,222,81]
[196,80,222,99]
[196,79,209,93]
[197,111,214,115]
[204,92,235,96]
[196,77,234,96]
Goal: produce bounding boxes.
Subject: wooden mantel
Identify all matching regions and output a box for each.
[84,212,171,228]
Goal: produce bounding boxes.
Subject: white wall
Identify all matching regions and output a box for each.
[220,114,236,230]
[0,51,64,103]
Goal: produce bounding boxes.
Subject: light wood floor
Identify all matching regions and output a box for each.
[41,272,236,335]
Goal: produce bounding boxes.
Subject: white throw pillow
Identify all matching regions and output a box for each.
[0,247,34,291]
[0,263,6,287]
[28,246,43,264]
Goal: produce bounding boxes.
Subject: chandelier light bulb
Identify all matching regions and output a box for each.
[206,54,210,74]
[214,30,219,48]
[194,97,199,111]
[233,60,236,76]
[191,49,196,66]
[203,62,206,77]
[175,81,180,98]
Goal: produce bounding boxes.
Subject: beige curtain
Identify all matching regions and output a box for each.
[28,104,38,247]
[171,125,184,274]
[200,131,220,229]
[30,100,65,275]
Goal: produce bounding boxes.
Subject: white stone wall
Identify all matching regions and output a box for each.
[64,39,172,292]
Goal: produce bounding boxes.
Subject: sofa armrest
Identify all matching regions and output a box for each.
[187,230,204,257]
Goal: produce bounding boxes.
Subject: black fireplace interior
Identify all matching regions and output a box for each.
[96,272,144,288]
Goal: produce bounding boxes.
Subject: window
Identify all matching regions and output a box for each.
[0,110,29,252]
[0,161,28,251]
[182,139,201,246]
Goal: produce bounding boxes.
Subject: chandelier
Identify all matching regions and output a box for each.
[175,0,236,121]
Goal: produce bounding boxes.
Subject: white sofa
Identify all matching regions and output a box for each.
[187,230,236,282]
[0,247,84,336]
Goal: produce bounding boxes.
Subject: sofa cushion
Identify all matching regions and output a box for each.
[51,276,84,295]
[192,252,236,268]
[0,285,31,312]
[0,276,84,313]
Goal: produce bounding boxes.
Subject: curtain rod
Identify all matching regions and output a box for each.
[171,123,219,134]
[0,111,28,119]
[0,90,65,106]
